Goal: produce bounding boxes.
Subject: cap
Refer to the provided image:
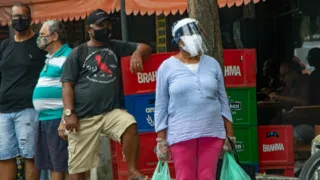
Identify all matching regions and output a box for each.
[86,9,111,25]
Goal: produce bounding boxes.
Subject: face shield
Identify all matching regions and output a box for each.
[172,18,211,57]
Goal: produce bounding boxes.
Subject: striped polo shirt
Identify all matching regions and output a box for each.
[32,44,72,121]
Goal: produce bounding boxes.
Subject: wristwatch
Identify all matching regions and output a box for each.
[64,109,75,117]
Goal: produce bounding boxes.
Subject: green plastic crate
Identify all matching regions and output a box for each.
[233,126,258,164]
[226,88,257,126]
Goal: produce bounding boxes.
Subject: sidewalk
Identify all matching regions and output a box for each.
[256,174,299,180]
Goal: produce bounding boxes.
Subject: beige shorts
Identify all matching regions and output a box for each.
[67,109,136,174]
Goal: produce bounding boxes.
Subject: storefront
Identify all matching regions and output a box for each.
[4,0,314,179]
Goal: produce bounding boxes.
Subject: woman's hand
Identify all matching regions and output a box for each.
[223,117,235,151]
[156,138,171,162]
[223,136,236,151]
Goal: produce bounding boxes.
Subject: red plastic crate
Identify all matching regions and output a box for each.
[121,50,256,95]
[259,165,294,177]
[121,52,178,95]
[258,125,294,165]
[114,132,175,173]
[224,49,256,88]
[112,163,119,180]
[110,140,117,162]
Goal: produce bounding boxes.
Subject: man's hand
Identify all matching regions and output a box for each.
[130,51,144,73]
[269,92,280,101]
[65,114,80,132]
[58,121,68,141]
[261,88,271,95]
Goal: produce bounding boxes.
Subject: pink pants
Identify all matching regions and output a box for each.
[169,137,224,180]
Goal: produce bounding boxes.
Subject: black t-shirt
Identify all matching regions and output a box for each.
[309,70,320,105]
[61,40,138,118]
[0,34,46,113]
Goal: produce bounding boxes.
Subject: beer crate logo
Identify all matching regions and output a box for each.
[262,143,284,152]
[235,141,244,152]
[145,107,155,126]
[224,65,241,76]
[266,131,279,138]
[229,101,242,111]
[137,71,157,84]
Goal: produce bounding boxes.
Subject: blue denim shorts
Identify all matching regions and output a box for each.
[0,108,38,160]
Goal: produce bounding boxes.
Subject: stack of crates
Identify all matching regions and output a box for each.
[224,49,259,171]
[258,125,295,177]
[111,52,177,180]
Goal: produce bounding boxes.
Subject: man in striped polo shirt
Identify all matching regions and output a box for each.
[33,20,71,180]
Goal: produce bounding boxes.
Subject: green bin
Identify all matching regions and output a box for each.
[233,126,258,164]
[226,88,257,126]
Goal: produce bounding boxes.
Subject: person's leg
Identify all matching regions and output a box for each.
[121,124,141,178]
[197,137,224,180]
[100,109,144,179]
[35,121,53,174]
[14,108,40,180]
[68,115,103,180]
[0,113,20,180]
[46,119,69,180]
[169,139,197,180]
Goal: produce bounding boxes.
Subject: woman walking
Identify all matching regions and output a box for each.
[154,18,235,180]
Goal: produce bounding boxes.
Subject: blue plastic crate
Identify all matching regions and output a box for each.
[124,93,155,132]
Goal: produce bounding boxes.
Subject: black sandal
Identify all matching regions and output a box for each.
[135,176,149,180]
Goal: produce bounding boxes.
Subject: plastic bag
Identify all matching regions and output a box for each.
[220,152,251,180]
[152,161,171,180]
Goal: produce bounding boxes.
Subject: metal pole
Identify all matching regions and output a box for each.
[120,0,128,41]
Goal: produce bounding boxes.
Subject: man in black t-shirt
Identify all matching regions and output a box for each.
[60,9,152,180]
[0,3,46,180]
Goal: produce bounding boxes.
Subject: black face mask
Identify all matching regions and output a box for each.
[92,27,111,43]
[11,19,31,32]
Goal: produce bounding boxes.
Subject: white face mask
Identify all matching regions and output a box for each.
[180,34,204,57]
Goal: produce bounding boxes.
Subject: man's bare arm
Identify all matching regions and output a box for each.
[62,82,75,110]
[133,43,152,61]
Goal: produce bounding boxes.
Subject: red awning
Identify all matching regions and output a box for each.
[0,0,120,26]
[218,0,263,8]
[125,0,187,16]
[0,0,261,26]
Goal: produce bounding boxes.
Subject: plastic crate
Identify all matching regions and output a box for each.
[110,140,117,162]
[259,165,294,177]
[224,49,256,88]
[114,132,175,174]
[226,88,257,126]
[258,125,294,165]
[234,126,259,164]
[121,52,178,96]
[124,93,155,132]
